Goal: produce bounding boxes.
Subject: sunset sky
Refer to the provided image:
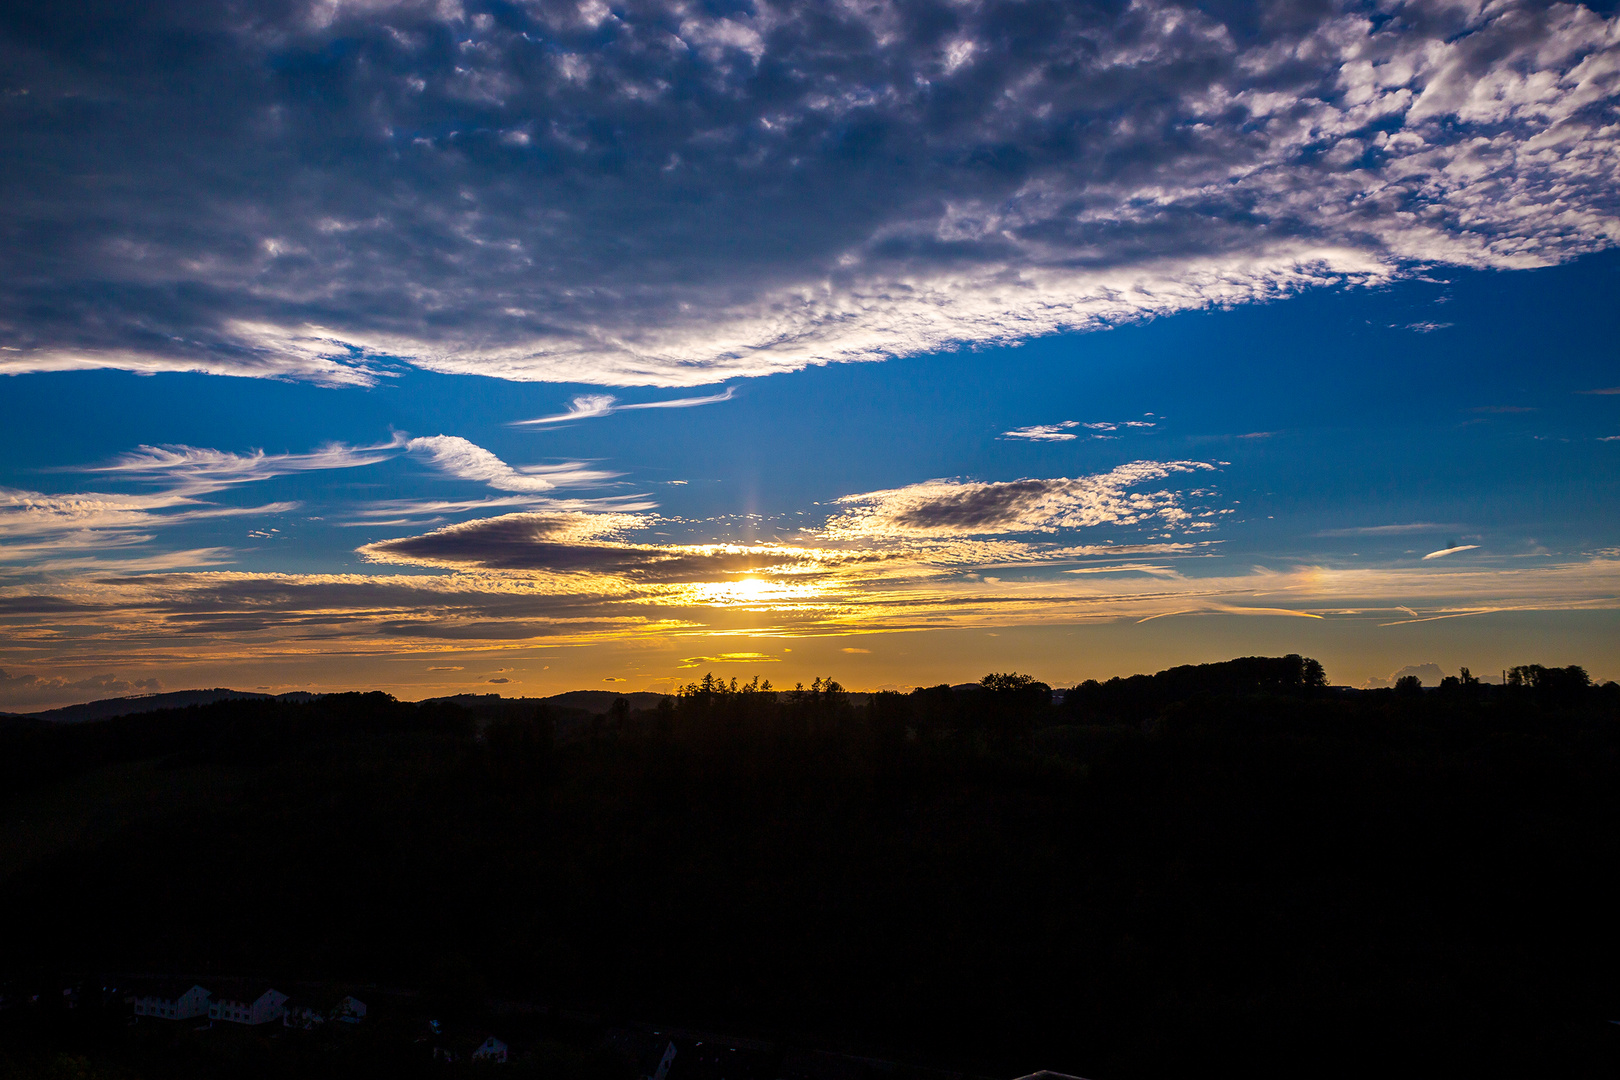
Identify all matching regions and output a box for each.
[3,0,1619,708]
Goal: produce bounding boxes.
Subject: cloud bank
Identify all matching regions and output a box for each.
[1,0,1617,386]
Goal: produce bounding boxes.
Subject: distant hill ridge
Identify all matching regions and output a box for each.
[0,656,1414,723]
[9,685,905,724]
[16,688,300,724]
[8,686,683,724]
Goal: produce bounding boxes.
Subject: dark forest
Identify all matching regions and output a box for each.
[2,657,1618,1079]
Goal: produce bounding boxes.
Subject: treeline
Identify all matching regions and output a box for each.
[2,657,1619,1079]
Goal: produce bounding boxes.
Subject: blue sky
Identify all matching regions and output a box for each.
[2,0,1619,705]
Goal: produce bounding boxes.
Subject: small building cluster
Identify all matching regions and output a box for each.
[426,1022,509,1064]
[129,980,363,1030]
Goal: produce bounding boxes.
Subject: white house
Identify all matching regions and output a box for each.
[208,984,288,1025]
[472,1036,509,1063]
[132,983,211,1021]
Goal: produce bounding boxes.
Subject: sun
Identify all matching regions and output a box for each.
[681,576,823,607]
[729,578,772,600]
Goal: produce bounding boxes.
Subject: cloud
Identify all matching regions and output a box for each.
[1316,523,1463,537]
[0,667,162,710]
[344,491,660,525]
[0,486,298,560]
[1000,423,1080,442]
[826,461,1218,537]
[487,677,509,684]
[1402,321,1454,332]
[427,665,463,671]
[96,433,615,501]
[1063,564,1183,578]
[840,647,871,654]
[358,512,866,581]
[1001,420,1154,442]
[515,388,737,426]
[1423,545,1481,559]
[0,431,633,567]
[91,437,408,494]
[406,436,616,492]
[7,555,1620,683]
[1363,662,1449,689]
[1583,387,1620,395]
[0,1,1616,387]
[678,653,780,668]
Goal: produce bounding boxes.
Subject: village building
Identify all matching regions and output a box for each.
[472,1036,509,1063]
[283,991,367,1030]
[206,982,288,1025]
[131,983,212,1021]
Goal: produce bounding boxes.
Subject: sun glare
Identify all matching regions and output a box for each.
[686,576,821,607]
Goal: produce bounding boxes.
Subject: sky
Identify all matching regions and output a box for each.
[2,0,1619,708]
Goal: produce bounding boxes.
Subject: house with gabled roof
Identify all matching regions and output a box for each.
[207,981,287,1025]
[131,982,211,1021]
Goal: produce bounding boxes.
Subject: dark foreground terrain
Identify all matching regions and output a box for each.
[2,657,1619,1079]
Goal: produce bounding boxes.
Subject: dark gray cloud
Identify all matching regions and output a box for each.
[1,0,1616,385]
[358,511,840,578]
[0,666,161,708]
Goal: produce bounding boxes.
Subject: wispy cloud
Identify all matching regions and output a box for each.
[1001,420,1155,442]
[91,436,408,494]
[1063,564,1183,578]
[4,432,618,564]
[342,492,659,527]
[406,436,616,493]
[1001,423,1081,442]
[0,487,298,557]
[1422,545,1482,560]
[678,653,780,668]
[1316,523,1464,537]
[515,388,737,426]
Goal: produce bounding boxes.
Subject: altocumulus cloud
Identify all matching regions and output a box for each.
[826,462,1220,538]
[1,1,1617,386]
